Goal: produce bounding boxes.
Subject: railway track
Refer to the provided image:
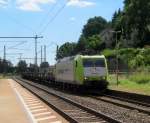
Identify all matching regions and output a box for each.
[89,95,150,115]
[105,89,150,107]
[13,77,121,123]
[14,77,150,123]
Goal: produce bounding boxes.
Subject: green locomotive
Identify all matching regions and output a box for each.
[55,55,108,88]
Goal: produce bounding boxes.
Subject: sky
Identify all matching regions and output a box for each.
[0,0,124,66]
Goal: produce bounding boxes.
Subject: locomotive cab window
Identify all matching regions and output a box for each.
[83,58,105,67]
[95,59,105,67]
[83,59,93,67]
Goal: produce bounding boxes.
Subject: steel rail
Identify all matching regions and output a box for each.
[13,77,122,123]
[89,95,150,115]
[104,90,150,107]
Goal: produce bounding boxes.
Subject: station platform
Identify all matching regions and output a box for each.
[0,79,68,123]
[0,79,29,123]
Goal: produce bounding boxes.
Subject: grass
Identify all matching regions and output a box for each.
[108,72,150,96]
[0,74,12,79]
[129,72,150,84]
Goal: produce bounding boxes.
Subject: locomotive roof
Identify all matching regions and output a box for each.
[57,55,105,63]
[80,55,105,58]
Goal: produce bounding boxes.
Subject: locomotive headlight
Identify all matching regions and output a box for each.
[101,76,106,80]
[84,77,87,80]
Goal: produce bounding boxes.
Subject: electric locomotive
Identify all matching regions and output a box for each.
[55,55,108,89]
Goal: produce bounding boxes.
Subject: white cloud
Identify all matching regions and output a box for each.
[16,0,56,12]
[0,0,95,11]
[0,0,9,7]
[67,0,95,8]
[70,17,76,21]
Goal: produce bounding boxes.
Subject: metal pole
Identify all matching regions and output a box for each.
[0,36,43,64]
[45,45,46,62]
[3,45,6,75]
[44,45,46,62]
[56,45,59,54]
[116,33,119,85]
[0,36,43,38]
[4,45,6,61]
[110,30,121,85]
[19,53,22,61]
[35,35,38,66]
[56,45,59,60]
[0,36,43,66]
[41,46,43,64]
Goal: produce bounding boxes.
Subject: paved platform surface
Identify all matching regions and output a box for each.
[0,79,29,123]
[0,79,68,123]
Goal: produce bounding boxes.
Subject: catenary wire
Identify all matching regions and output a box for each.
[36,0,59,32]
[38,0,70,35]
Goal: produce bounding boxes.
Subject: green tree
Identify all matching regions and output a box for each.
[76,35,87,53]
[122,0,150,47]
[0,59,14,73]
[76,35,105,55]
[56,42,77,60]
[40,62,49,68]
[76,16,108,54]
[82,16,107,38]
[112,8,123,30]
[17,60,27,73]
[28,63,38,72]
[86,35,105,54]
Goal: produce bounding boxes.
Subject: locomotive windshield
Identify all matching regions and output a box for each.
[83,58,105,67]
[83,59,93,67]
[95,59,105,67]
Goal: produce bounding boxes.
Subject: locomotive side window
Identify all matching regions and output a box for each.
[76,61,78,67]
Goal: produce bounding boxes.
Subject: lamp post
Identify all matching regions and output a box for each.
[110,30,121,85]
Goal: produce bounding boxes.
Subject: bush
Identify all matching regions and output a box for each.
[108,48,150,68]
[101,49,116,57]
[129,71,150,84]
